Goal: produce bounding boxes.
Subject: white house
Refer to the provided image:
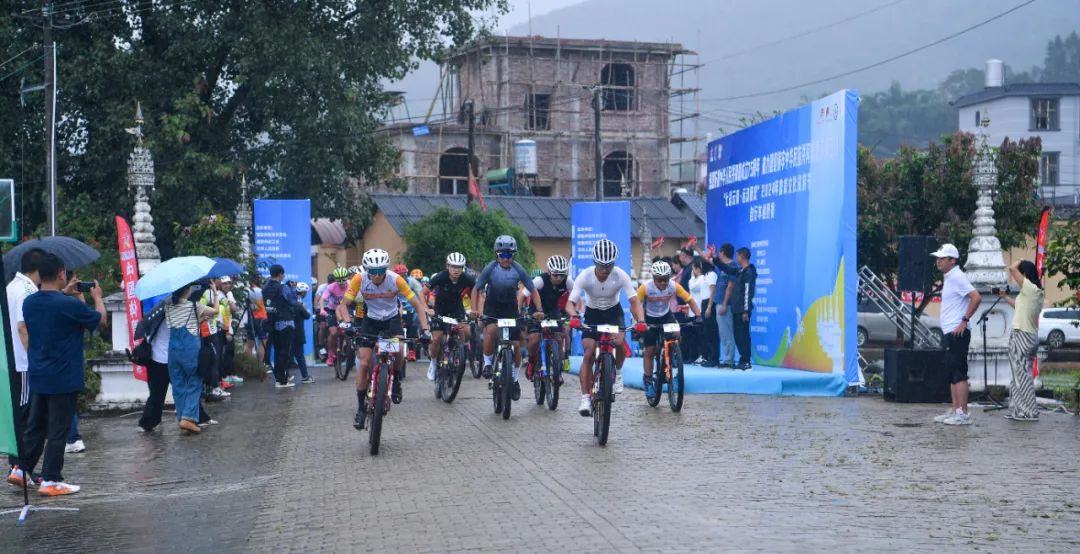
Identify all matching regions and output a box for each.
[955,59,1080,214]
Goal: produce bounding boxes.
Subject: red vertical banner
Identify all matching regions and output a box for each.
[117,216,147,382]
[467,166,487,212]
[1032,207,1050,378]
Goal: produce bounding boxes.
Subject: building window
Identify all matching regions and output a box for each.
[439,147,476,195]
[602,151,635,197]
[600,63,635,111]
[1040,152,1060,186]
[1030,98,1059,130]
[525,93,551,130]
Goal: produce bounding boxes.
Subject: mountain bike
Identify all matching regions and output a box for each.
[578,323,626,446]
[484,316,521,420]
[334,322,357,381]
[468,319,484,378]
[358,332,422,456]
[529,318,567,411]
[433,316,468,403]
[643,320,697,412]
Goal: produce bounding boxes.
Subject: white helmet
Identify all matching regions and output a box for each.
[446,252,467,267]
[592,239,618,265]
[348,265,362,275]
[362,248,390,270]
[651,260,672,277]
[546,255,569,274]
[295,282,310,293]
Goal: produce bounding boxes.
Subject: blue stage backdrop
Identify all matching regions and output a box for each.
[254,199,314,357]
[570,201,631,355]
[705,90,858,384]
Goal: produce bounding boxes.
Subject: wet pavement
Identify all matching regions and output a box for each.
[3,362,1079,552]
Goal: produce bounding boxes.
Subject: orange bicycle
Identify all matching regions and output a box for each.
[643,321,697,412]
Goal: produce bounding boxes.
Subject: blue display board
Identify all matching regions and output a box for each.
[570,201,631,355]
[705,90,858,384]
[254,199,313,356]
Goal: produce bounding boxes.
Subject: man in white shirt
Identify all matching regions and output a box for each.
[6,249,44,487]
[931,243,981,426]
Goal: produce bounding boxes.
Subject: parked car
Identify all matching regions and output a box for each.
[857,300,943,347]
[1039,307,1080,349]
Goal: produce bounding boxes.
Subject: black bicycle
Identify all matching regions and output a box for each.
[334,321,357,381]
[577,322,626,446]
[468,318,484,378]
[433,316,468,403]
[530,318,567,411]
[484,316,521,420]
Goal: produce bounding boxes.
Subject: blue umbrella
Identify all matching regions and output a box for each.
[134,256,216,300]
[208,257,245,279]
[3,236,100,281]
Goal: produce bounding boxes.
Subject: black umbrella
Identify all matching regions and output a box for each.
[3,236,101,282]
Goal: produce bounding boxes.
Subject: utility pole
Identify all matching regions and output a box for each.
[592,87,603,201]
[464,99,475,200]
[42,0,57,236]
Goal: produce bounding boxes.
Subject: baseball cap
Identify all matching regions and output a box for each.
[931,243,960,259]
[219,276,232,283]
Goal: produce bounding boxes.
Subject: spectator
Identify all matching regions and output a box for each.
[166,283,217,434]
[997,260,1044,421]
[136,299,170,433]
[243,275,269,366]
[199,280,226,399]
[216,277,241,386]
[5,248,44,488]
[931,243,980,426]
[263,264,304,387]
[730,247,757,370]
[19,253,106,496]
[291,282,314,383]
[712,244,739,368]
[691,258,718,366]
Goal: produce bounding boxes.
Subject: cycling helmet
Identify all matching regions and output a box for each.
[332,267,349,281]
[651,260,672,277]
[592,239,618,265]
[362,249,390,270]
[546,255,569,274]
[421,276,430,285]
[446,252,467,267]
[295,282,310,293]
[393,263,408,275]
[348,265,361,275]
[493,235,517,253]
[410,268,423,280]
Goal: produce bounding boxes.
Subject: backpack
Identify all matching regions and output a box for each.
[263,279,294,323]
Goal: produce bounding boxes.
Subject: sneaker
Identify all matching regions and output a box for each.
[198,419,219,427]
[220,380,234,390]
[407,350,417,362]
[210,387,231,398]
[391,379,403,404]
[1003,413,1039,422]
[178,419,201,433]
[944,411,973,426]
[643,375,656,398]
[136,425,154,433]
[64,440,86,454]
[326,354,337,366]
[512,381,521,401]
[288,375,296,383]
[736,363,752,371]
[482,364,493,379]
[613,371,624,394]
[301,376,315,384]
[7,467,34,487]
[275,381,296,389]
[224,375,244,384]
[525,362,534,382]
[563,357,571,373]
[38,481,80,496]
[427,361,436,381]
[353,409,366,430]
[933,408,956,423]
[578,395,592,417]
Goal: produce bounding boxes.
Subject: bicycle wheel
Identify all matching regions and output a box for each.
[342,344,355,380]
[492,353,503,414]
[442,341,465,403]
[595,354,613,446]
[470,332,483,378]
[545,340,560,411]
[333,349,346,381]
[533,359,546,406]
[500,347,514,420]
[646,351,663,407]
[369,363,388,456]
[668,346,685,412]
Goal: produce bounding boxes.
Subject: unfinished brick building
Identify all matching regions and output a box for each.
[377,35,700,199]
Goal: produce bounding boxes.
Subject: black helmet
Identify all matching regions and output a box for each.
[493,235,518,253]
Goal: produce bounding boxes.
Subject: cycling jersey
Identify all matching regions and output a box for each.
[475,260,534,305]
[321,281,348,313]
[343,270,415,321]
[398,275,423,315]
[637,280,693,318]
[520,273,572,315]
[429,270,476,316]
[568,266,636,310]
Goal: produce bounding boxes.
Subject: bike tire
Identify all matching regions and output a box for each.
[470,334,483,378]
[492,356,503,414]
[443,341,465,403]
[369,363,388,456]
[668,347,684,413]
[646,352,663,407]
[596,354,613,446]
[500,347,514,420]
[333,353,346,381]
[545,340,560,411]
[342,346,355,380]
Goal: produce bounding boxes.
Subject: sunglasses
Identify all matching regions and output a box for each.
[653,277,670,284]
[335,278,348,284]
[497,251,515,259]
[596,263,615,270]
[368,268,387,276]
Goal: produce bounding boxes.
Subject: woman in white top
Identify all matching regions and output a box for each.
[688,259,717,365]
[996,260,1044,421]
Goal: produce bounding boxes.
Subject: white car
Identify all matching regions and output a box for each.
[1039,307,1080,348]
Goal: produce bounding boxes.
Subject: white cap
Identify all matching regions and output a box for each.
[219,276,232,283]
[931,243,960,259]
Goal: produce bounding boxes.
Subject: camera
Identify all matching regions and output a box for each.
[77,281,95,293]
[991,285,1011,296]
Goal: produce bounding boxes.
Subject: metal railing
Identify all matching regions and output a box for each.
[857,265,941,349]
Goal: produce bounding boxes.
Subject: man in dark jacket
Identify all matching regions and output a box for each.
[263,264,305,387]
[729,247,757,370]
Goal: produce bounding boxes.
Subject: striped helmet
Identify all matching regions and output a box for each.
[592,239,618,265]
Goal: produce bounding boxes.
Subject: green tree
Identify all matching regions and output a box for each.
[1044,216,1080,307]
[173,213,243,261]
[1040,32,1080,82]
[1,0,506,258]
[402,205,535,275]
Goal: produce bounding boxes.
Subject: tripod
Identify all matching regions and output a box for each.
[977,294,1007,411]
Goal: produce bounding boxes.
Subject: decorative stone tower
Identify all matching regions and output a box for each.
[236,174,253,260]
[639,207,653,281]
[126,102,161,275]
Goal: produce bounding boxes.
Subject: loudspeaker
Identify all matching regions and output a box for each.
[898,235,938,292]
[884,348,951,403]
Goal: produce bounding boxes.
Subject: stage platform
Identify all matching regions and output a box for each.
[567,356,847,397]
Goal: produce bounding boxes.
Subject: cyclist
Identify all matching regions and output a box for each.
[519,255,573,382]
[470,235,544,401]
[426,252,476,381]
[338,249,430,430]
[567,239,647,416]
[394,264,424,362]
[321,267,351,366]
[637,260,702,398]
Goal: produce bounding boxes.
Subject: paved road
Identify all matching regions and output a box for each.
[4,362,1080,552]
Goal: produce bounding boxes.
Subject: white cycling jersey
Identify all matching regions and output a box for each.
[568,266,636,310]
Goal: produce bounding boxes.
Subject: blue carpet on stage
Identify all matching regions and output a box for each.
[567,356,846,397]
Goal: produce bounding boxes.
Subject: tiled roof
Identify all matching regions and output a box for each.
[371,194,704,239]
[672,191,707,222]
[952,83,1080,108]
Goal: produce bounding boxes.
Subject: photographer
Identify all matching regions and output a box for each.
[19,253,106,496]
[996,260,1045,421]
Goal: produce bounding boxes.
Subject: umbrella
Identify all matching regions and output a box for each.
[3,236,101,281]
[208,257,245,279]
[134,256,216,300]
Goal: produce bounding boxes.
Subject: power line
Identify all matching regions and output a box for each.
[0,45,41,71]
[699,0,1036,103]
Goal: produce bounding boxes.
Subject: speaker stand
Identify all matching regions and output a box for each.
[977,295,1006,412]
